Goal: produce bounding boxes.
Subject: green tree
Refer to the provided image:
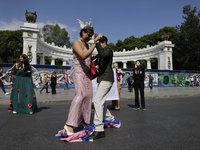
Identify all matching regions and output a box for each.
[112,26,179,69]
[108,42,116,50]
[42,24,72,65]
[175,5,200,70]
[55,58,63,66]
[0,30,23,63]
[115,40,124,51]
[42,24,72,48]
[45,56,51,65]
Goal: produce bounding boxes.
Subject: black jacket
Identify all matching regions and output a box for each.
[133,66,145,82]
[96,43,114,83]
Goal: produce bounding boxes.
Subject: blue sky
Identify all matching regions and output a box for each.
[0,0,199,44]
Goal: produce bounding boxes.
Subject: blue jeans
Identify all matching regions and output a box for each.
[64,82,69,89]
[0,84,6,93]
[149,82,153,89]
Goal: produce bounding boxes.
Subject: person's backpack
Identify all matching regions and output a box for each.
[127,76,131,83]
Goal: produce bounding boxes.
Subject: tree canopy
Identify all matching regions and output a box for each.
[111,26,179,69]
[0,30,23,63]
[110,5,200,70]
[42,24,72,48]
[113,26,179,51]
[175,5,200,70]
[40,24,72,65]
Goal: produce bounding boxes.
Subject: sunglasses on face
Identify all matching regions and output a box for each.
[87,33,93,38]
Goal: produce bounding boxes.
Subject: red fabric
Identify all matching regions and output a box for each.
[9,100,12,105]
[65,76,68,82]
[28,103,32,108]
[90,61,97,80]
[7,108,13,112]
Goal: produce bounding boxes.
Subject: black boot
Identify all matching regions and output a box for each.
[87,131,105,140]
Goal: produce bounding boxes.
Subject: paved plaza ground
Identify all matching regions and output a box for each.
[1,86,200,106]
[0,87,200,150]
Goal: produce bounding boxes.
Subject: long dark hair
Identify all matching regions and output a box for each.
[19,54,31,70]
[13,54,31,75]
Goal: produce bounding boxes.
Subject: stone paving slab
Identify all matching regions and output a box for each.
[0,87,200,106]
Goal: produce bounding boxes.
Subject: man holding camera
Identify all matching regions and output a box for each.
[133,60,145,110]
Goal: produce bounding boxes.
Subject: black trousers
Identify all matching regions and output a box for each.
[128,82,133,91]
[134,80,145,109]
[51,83,56,94]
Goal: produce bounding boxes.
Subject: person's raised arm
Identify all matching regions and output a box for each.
[73,34,103,60]
[96,44,112,58]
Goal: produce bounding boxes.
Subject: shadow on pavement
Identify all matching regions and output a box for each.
[127,104,135,108]
[35,106,51,113]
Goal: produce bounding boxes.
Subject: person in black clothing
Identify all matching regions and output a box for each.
[51,71,57,94]
[133,60,145,110]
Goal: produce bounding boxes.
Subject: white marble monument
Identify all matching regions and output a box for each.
[20,19,174,70]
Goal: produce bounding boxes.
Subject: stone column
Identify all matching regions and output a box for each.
[157,41,174,70]
[122,61,127,69]
[62,59,67,66]
[51,57,55,65]
[147,59,151,69]
[20,23,40,65]
[40,55,45,65]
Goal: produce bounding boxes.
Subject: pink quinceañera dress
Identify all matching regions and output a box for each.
[66,47,93,127]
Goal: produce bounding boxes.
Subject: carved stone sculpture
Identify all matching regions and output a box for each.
[77,18,93,29]
[161,32,170,41]
[27,45,32,62]
[168,57,171,69]
[25,10,37,23]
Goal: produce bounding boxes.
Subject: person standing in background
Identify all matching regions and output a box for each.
[190,76,194,87]
[64,74,69,90]
[51,71,57,94]
[149,74,154,90]
[133,60,145,111]
[8,54,37,114]
[40,74,49,93]
[127,73,134,92]
[112,62,123,110]
[0,67,10,95]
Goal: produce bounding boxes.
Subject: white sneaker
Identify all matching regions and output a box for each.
[5,92,10,95]
[13,111,17,114]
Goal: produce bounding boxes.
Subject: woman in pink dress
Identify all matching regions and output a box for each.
[64,26,102,135]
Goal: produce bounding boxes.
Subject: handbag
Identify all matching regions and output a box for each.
[90,61,97,80]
